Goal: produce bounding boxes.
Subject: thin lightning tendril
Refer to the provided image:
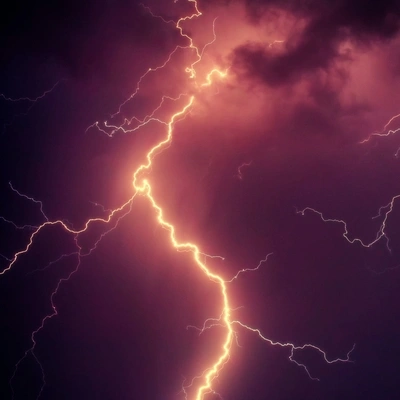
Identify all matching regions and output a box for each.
[296,194,400,252]
[360,113,400,144]
[1,194,137,276]
[235,161,253,180]
[360,113,400,157]
[232,322,355,382]
[1,1,355,399]
[1,81,63,134]
[0,81,61,104]
[299,112,400,254]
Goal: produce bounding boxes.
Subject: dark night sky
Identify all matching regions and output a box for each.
[1,1,400,399]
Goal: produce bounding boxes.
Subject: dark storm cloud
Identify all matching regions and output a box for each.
[244,0,400,35]
[0,0,178,79]
[232,0,400,87]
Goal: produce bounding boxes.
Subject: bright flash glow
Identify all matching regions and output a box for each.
[1,1,356,399]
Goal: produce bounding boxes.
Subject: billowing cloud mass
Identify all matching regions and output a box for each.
[195,1,396,151]
[234,0,400,83]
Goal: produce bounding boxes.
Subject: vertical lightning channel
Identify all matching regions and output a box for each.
[1,1,356,399]
[130,95,233,400]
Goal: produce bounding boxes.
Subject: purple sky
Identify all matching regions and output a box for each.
[1,1,400,399]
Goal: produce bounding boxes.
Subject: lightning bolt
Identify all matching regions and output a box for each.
[1,81,63,134]
[0,81,62,103]
[360,113,400,157]
[235,161,253,180]
[296,194,400,252]
[1,1,355,399]
[296,193,400,278]
[299,112,400,257]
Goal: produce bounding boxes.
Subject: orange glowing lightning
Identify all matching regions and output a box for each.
[1,1,355,399]
[132,100,235,400]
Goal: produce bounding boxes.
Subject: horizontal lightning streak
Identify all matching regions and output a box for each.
[0,194,137,276]
[297,194,400,251]
[232,321,356,381]
[0,81,62,103]
[1,80,63,134]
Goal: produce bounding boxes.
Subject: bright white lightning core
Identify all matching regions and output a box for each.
[0,1,358,399]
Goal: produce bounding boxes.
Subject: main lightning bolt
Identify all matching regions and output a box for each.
[1,1,355,399]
